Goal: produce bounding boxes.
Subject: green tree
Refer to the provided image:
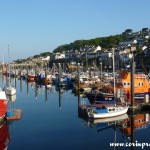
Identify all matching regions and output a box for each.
[142,28,149,32]
[125,29,133,34]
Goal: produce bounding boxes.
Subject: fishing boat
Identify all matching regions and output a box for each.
[0,89,9,119]
[85,91,114,102]
[117,70,150,99]
[87,105,128,119]
[85,85,115,104]
[27,73,36,81]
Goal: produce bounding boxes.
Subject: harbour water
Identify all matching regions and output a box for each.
[1,77,150,150]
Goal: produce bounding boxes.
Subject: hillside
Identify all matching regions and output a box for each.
[53,34,124,53]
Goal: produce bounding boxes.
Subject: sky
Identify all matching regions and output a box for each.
[0,0,150,62]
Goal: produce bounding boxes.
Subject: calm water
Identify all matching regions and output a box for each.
[1,77,150,150]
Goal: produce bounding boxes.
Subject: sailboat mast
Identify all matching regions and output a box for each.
[8,45,11,62]
[2,55,4,74]
[112,48,116,97]
[8,45,11,86]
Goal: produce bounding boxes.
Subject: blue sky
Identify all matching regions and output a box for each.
[0,0,149,62]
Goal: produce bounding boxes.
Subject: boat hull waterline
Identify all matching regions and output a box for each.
[88,106,129,119]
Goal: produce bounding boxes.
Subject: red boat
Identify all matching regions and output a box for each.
[27,73,36,81]
[0,90,9,119]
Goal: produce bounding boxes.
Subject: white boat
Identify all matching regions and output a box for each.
[87,49,128,119]
[88,105,128,119]
[4,45,16,96]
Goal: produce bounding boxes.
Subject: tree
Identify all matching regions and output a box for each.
[125,29,132,35]
[53,34,123,53]
[142,28,149,32]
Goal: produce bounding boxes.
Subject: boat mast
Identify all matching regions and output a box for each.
[112,48,116,98]
[8,45,11,86]
[8,45,10,62]
[2,55,4,74]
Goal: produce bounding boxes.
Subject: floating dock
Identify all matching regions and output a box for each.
[6,109,22,121]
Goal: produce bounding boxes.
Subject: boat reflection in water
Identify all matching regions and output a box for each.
[0,118,10,150]
[88,113,128,127]
[1,90,22,149]
[7,94,16,103]
[79,110,150,149]
[120,113,150,139]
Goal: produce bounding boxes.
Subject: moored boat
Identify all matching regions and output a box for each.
[117,70,150,99]
[27,73,36,81]
[0,89,9,119]
[87,105,128,119]
[85,91,114,102]
[85,85,115,103]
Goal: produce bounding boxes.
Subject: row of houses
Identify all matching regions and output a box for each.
[46,29,150,70]
[12,28,150,70]
[51,28,149,57]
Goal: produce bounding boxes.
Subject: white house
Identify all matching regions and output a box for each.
[53,53,65,60]
[42,56,50,61]
[93,45,101,52]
